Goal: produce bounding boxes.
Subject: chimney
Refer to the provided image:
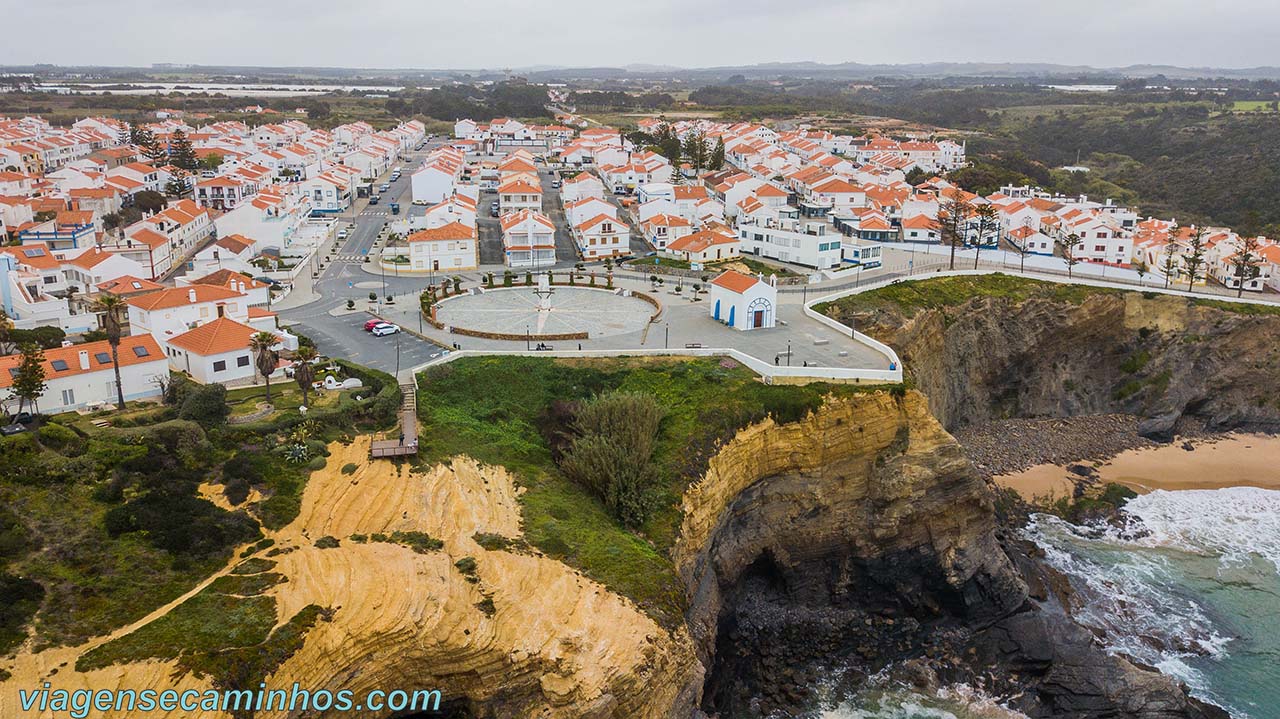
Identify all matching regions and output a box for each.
[78,350,90,370]
[188,288,197,303]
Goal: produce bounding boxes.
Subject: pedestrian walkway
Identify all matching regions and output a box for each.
[370,383,418,458]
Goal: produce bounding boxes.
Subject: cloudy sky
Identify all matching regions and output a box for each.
[3,0,1278,69]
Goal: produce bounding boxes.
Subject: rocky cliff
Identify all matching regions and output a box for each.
[829,291,1280,439]
[671,390,1226,718]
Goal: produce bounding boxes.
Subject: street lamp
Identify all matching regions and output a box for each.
[786,339,791,367]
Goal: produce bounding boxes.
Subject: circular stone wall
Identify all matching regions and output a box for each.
[434,286,657,339]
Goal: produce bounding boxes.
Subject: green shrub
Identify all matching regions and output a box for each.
[472,532,528,552]
[306,456,327,471]
[340,462,358,475]
[559,391,663,527]
[224,478,251,506]
[314,536,340,549]
[179,384,230,426]
[0,571,46,653]
[37,422,81,452]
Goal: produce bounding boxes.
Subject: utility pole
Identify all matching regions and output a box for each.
[786,339,791,367]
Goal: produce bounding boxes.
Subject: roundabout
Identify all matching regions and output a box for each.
[433,283,658,340]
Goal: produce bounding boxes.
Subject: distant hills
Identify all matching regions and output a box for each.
[5,61,1280,83]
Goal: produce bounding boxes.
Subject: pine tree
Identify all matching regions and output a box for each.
[130,125,167,165]
[682,131,708,172]
[11,343,47,415]
[1181,226,1209,292]
[709,138,726,170]
[165,169,189,198]
[1229,234,1264,297]
[168,130,198,172]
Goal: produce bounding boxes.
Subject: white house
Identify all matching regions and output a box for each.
[560,172,605,203]
[405,222,479,272]
[573,214,629,260]
[737,220,842,269]
[501,210,556,268]
[0,335,167,415]
[213,185,312,252]
[663,229,739,265]
[708,270,777,331]
[60,246,148,292]
[125,285,251,347]
[498,178,543,214]
[410,149,465,205]
[564,196,617,229]
[641,214,693,250]
[165,317,280,385]
[189,234,259,277]
[178,269,272,308]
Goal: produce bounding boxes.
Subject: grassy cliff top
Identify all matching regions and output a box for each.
[815,274,1280,319]
[416,355,894,628]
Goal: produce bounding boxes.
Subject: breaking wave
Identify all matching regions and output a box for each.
[1024,487,1280,718]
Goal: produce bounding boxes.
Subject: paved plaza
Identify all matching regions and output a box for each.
[434,286,655,337]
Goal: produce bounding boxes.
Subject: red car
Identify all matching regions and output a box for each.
[364,318,383,331]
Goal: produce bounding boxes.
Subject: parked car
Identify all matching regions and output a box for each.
[337,229,349,239]
[371,323,400,337]
[369,195,380,205]
[0,423,25,436]
[490,206,500,217]
[364,318,384,331]
[550,179,561,189]
[11,411,34,425]
[379,183,390,192]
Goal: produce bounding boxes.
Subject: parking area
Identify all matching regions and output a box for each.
[285,308,449,380]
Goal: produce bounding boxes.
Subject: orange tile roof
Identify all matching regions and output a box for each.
[0,335,164,389]
[1,243,59,271]
[167,317,272,357]
[190,269,267,291]
[65,247,119,270]
[97,275,163,295]
[407,221,476,242]
[497,179,542,194]
[125,284,244,311]
[709,269,762,294]
[667,230,736,254]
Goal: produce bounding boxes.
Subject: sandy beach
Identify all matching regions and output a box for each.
[995,433,1280,502]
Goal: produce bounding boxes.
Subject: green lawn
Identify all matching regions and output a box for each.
[416,356,891,628]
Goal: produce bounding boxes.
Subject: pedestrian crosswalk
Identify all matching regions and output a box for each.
[333,254,369,262]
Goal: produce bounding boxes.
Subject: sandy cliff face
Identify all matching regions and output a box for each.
[1,437,701,719]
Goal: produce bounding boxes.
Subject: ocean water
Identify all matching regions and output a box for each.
[818,487,1280,719]
[814,682,1028,718]
[1024,487,1280,718]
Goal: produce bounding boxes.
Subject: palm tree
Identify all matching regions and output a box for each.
[249,331,280,402]
[293,345,317,408]
[93,295,128,409]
